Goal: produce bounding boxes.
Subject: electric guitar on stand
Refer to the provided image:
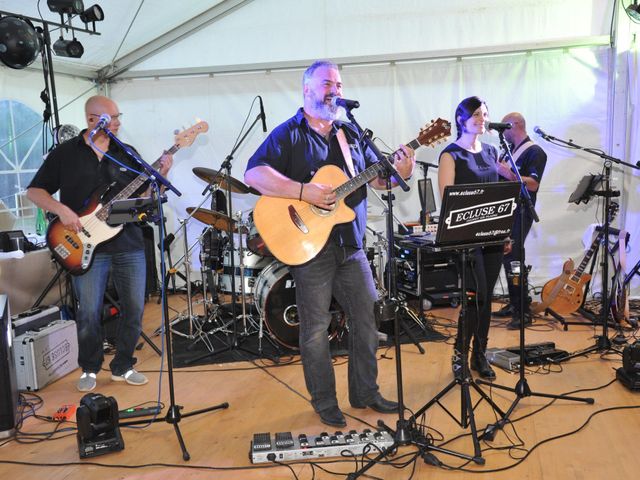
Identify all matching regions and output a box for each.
[46,121,208,275]
[253,118,451,266]
[537,202,619,315]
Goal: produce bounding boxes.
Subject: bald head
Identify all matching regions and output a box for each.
[84,95,121,136]
[502,112,526,133]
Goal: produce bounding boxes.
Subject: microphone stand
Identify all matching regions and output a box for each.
[186,109,280,365]
[97,128,228,461]
[534,130,639,360]
[416,161,433,231]
[344,110,464,479]
[476,129,594,441]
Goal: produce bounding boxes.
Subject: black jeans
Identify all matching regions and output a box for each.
[502,209,534,314]
[290,243,380,413]
[458,245,504,353]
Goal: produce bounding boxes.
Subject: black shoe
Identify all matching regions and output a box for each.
[352,396,398,414]
[506,312,533,330]
[470,352,496,380]
[318,406,347,428]
[493,304,514,317]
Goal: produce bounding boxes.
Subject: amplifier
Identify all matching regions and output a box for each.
[394,238,459,303]
[250,428,394,463]
[13,319,78,391]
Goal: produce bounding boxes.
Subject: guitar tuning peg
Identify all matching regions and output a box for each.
[173,129,180,135]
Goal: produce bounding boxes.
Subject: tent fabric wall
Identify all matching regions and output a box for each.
[110,44,632,298]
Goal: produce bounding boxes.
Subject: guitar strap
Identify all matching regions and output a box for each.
[511,140,535,164]
[336,128,357,178]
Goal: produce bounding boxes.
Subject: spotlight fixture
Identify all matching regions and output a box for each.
[628,1,640,22]
[52,124,80,145]
[0,16,42,69]
[47,0,85,15]
[52,36,84,58]
[80,5,104,23]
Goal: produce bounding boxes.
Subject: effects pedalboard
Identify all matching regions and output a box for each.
[250,428,395,463]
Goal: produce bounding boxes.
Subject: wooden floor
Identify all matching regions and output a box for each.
[2,293,640,480]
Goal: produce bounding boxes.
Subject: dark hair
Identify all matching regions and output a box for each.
[454,96,487,139]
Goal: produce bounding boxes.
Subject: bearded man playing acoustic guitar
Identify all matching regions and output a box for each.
[245,60,415,428]
[27,96,172,392]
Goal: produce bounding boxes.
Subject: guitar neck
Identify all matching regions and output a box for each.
[95,144,180,221]
[333,137,420,200]
[570,232,603,282]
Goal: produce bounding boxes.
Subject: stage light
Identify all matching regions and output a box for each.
[0,16,41,69]
[627,1,640,22]
[52,124,80,145]
[80,5,104,23]
[47,0,85,15]
[52,36,84,58]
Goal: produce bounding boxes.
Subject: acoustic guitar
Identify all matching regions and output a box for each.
[253,118,451,266]
[538,203,618,315]
[46,121,208,275]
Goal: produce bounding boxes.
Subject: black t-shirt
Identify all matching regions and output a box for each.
[508,137,547,206]
[28,131,145,253]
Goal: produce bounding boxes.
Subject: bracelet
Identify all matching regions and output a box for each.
[298,182,304,201]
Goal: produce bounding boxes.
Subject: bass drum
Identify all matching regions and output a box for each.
[254,261,345,350]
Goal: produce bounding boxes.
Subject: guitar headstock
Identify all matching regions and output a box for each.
[174,120,209,148]
[416,118,451,148]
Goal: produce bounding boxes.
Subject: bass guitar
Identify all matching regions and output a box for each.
[253,118,451,266]
[46,121,208,275]
[538,202,618,315]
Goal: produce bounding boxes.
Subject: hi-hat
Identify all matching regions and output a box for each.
[187,207,237,231]
[192,167,260,195]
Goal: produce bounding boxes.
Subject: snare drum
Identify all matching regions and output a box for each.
[218,247,271,295]
[246,212,271,257]
[254,261,345,349]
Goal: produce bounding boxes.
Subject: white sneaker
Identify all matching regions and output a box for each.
[111,369,148,386]
[77,372,97,392]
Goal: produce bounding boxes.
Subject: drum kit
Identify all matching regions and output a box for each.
[169,167,345,353]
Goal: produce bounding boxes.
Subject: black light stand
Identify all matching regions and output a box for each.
[100,127,228,460]
[476,129,594,441]
[533,129,639,360]
[344,110,467,480]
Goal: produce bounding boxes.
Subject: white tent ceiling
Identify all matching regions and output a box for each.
[0,0,616,81]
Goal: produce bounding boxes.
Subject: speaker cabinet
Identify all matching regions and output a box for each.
[0,295,18,438]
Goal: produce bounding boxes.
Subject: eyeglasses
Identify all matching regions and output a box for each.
[88,113,123,121]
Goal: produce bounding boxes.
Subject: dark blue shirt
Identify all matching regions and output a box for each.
[440,142,499,184]
[246,108,378,249]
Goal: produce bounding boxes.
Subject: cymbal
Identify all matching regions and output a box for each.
[187,207,236,231]
[192,167,260,195]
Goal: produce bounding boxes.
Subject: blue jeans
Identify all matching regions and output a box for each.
[290,244,380,413]
[71,250,146,376]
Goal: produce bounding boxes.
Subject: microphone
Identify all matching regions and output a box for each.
[258,96,267,132]
[485,121,512,131]
[416,160,438,168]
[89,113,111,137]
[533,125,548,137]
[331,97,360,110]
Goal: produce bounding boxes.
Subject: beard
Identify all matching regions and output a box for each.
[307,91,341,121]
